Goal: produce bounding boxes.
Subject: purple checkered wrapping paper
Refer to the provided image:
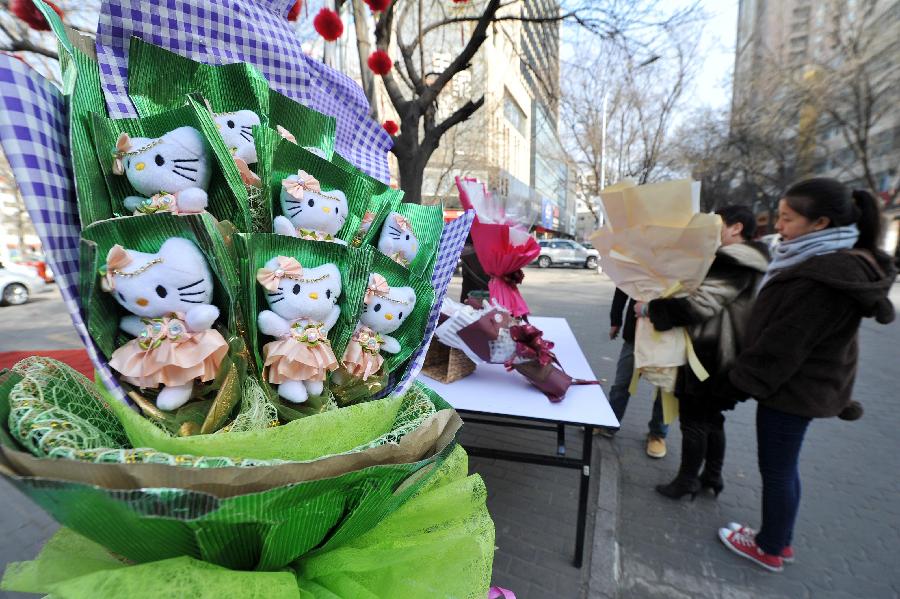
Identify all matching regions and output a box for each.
[0,56,127,403]
[95,0,393,183]
[393,210,474,395]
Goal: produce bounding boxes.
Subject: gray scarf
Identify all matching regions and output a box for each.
[760,224,859,289]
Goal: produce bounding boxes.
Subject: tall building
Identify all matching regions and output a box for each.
[733,0,899,249]
[377,0,575,236]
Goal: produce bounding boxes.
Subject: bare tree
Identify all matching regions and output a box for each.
[560,12,703,218]
[353,0,704,203]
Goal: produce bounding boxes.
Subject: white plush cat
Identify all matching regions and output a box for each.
[256,257,342,403]
[377,212,419,266]
[102,238,228,411]
[273,170,348,243]
[341,273,416,381]
[214,110,260,164]
[112,127,211,216]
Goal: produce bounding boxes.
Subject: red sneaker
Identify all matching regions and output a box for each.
[726,523,795,563]
[718,526,784,572]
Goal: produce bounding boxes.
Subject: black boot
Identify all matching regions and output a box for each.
[699,422,725,497]
[655,419,705,501]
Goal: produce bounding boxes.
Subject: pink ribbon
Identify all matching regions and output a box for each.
[256,256,303,292]
[101,244,132,291]
[234,156,261,186]
[277,124,298,144]
[282,170,321,200]
[111,132,131,175]
[364,273,390,305]
[393,213,412,231]
[488,587,516,599]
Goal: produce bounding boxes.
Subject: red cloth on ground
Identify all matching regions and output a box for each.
[0,349,94,379]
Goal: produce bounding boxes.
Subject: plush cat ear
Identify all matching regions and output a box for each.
[158,237,208,273]
[165,126,207,158]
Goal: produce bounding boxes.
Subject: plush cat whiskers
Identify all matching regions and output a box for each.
[273,170,348,244]
[257,256,342,403]
[103,238,228,411]
[341,273,416,381]
[112,127,211,216]
[377,212,418,267]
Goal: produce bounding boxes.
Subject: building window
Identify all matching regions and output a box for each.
[504,91,527,137]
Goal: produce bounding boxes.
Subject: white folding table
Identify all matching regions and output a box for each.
[421,316,619,567]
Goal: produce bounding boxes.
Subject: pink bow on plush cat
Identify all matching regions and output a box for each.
[277,124,298,144]
[256,256,303,291]
[364,274,390,305]
[282,170,320,199]
[100,244,132,291]
[111,132,131,175]
[393,214,412,231]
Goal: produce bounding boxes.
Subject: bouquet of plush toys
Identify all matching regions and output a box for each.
[0,2,494,597]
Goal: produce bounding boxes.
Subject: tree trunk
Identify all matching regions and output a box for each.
[351,0,377,119]
[396,148,427,204]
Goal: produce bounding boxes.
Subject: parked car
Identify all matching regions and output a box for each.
[533,239,600,269]
[0,262,46,306]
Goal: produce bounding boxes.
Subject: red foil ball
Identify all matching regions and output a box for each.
[313,8,344,41]
[364,0,392,11]
[287,0,302,21]
[367,50,393,75]
[10,0,64,32]
[382,120,399,135]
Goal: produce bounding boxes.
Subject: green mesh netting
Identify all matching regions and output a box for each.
[1,446,494,599]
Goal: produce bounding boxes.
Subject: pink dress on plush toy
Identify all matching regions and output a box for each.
[102,241,229,411]
[263,319,337,384]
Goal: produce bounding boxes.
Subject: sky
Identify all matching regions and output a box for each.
[689,0,739,111]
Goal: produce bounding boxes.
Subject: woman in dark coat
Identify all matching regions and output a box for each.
[714,178,896,573]
[637,206,770,500]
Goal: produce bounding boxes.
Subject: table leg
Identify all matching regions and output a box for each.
[574,425,594,568]
[557,423,566,456]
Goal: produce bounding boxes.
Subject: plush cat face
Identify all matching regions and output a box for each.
[360,274,416,334]
[122,126,212,197]
[214,110,260,164]
[104,238,214,319]
[280,178,348,235]
[377,212,419,265]
[261,259,342,322]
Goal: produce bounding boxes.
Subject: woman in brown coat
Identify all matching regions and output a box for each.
[714,178,896,573]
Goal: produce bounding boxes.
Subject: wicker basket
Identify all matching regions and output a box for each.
[421,340,476,383]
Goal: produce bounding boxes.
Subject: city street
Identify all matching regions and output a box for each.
[1,268,899,598]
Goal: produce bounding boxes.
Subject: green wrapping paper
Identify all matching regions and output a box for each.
[238,234,374,371]
[1,446,494,599]
[269,88,337,159]
[249,125,282,231]
[89,98,251,229]
[126,38,271,124]
[360,251,435,374]
[270,137,377,242]
[35,5,114,227]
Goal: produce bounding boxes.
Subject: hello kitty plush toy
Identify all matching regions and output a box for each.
[341,273,416,381]
[111,127,212,216]
[102,238,228,411]
[273,170,348,243]
[377,212,418,267]
[213,110,260,165]
[257,256,342,403]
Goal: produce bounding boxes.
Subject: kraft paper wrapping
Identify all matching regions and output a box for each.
[0,409,460,498]
[591,180,721,420]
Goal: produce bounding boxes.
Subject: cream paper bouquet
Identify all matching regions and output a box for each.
[590,180,721,422]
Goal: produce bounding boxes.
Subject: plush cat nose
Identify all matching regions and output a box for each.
[385,313,394,321]
[308,292,319,299]
[135,162,145,171]
[136,298,149,307]
[321,206,331,214]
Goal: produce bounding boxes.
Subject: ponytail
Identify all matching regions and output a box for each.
[851,189,882,252]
